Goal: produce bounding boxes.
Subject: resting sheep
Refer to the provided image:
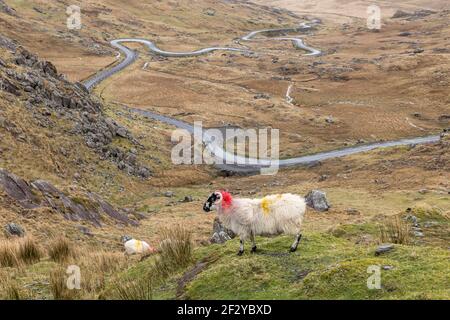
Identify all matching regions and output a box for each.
[121,236,155,255]
[203,191,306,255]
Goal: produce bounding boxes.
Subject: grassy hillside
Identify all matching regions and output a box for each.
[0,0,449,300]
[104,208,450,300]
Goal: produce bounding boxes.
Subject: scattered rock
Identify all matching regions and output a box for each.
[375,244,394,256]
[392,9,435,20]
[433,48,450,54]
[382,265,394,270]
[345,208,360,215]
[0,0,16,16]
[318,174,329,182]
[33,7,44,14]
[392,10,410,18]
[164,191,174,198]
[325,116,334,124]
[0,169,40,209]
[404,214,419,226]
[423,221,439,228]
[413,231,424,237]
[4,223,25,237]
[0,35,151,178]
[77,225,94,237]
[305,190,330,212]
[0,169,137,227]
[398,32,412,37]
[182,196,193,203]
[210,217,235,244]
[203,8,216,16]
[254,93,270,100]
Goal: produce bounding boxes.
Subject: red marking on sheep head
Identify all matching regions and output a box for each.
[220,190,233,209]
[203,190,233,212]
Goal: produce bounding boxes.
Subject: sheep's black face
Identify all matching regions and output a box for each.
[203,192,221,212]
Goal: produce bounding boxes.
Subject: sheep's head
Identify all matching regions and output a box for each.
[203,190,232,212]
[121,235,132,243]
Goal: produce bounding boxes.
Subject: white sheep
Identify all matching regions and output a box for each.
[203,190,306,255]
[121,236,155,255]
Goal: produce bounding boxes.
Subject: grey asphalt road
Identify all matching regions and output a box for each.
[82,24,441,174]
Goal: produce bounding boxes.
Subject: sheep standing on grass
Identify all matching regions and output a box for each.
[203,191,306,255]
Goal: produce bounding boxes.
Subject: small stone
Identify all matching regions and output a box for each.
[116,127,128,138]
[404,214,418,225]
[164,191,174,198]
[325,116,334,124]
[182,196,193,202]
[423,221,439,228]
[210,217,235,244]
[254,93,270,100]
[375,244,394,256]
[41,109,52,116]
[413,231,424,237]
[4,223,25,237]
[203,8,215,16]
[345,208,360,215]
[418,189,428,194]
[382,265,394,270]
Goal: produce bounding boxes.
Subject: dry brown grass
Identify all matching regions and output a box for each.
[113,276,153,300]
[17,236,43,264]
[48,237,76,263]
[156,225,193,277]
[0,274,22,300]
[4,284,21,300]
[78,250,129,295]
[49,267,79,300]
[379,216,411,245]
[0,240,20,268]
[0,236,42,267]
[111,225,193,300]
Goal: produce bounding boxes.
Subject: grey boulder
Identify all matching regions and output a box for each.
[305,190,330,212]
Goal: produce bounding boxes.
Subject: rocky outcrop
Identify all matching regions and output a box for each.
[0,35,151,178]
[392,9,436,20]
[0,169,138,227]
[0,0,16,16]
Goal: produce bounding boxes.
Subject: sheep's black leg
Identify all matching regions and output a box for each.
[290,233,302,252]
[250,232,257,253]
[238,238,244,256]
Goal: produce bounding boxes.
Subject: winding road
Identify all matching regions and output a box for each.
[83,23,441,174]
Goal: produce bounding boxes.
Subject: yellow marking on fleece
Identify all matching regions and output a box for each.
[261,197,273,215]
[135,240,143,252]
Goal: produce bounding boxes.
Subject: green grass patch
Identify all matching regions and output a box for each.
[114,231,450,300]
